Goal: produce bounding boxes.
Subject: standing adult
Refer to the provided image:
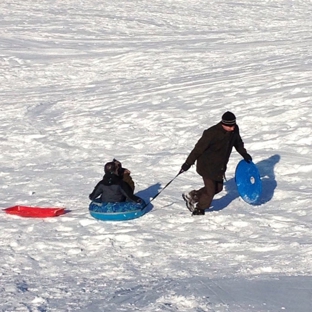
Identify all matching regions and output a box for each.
[180,111,252,215]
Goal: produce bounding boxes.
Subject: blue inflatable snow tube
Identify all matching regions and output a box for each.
[89,198,148,221]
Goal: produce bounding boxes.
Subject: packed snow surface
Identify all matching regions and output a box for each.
[0,0,311,311]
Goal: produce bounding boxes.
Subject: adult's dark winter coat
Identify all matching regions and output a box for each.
[185,122,248,181]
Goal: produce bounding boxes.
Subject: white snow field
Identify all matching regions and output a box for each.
[0,0,312,311]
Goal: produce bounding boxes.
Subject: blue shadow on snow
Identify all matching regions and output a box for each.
[135,182,161,214]
[256,154,280,204]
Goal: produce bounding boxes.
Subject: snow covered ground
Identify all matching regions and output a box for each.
[1,0,312,311]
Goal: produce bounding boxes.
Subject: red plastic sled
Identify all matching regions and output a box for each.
[3,205,65,218]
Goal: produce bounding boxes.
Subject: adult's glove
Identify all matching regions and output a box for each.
[180,162,191,174]
[243,153,252,163]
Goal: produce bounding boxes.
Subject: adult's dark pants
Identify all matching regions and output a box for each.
[195,177,223,211]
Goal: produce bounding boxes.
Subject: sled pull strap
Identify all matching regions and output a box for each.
[142,171,181,209]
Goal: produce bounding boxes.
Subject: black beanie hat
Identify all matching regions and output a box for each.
[221,111,236,126]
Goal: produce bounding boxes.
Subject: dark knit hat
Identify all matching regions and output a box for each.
[221,111,236,126]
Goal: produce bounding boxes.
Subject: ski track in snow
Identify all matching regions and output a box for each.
[0,0,312,311]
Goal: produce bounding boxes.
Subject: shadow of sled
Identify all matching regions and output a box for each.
[135,182,161,214]
[256,154,280,204]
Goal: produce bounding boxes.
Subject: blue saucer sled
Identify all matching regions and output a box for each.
[89,199,148,221]
[235,160,262,204]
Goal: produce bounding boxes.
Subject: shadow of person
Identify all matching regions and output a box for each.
[135,182,162,213]
[209,154,280,211]
[210,177,238,212]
